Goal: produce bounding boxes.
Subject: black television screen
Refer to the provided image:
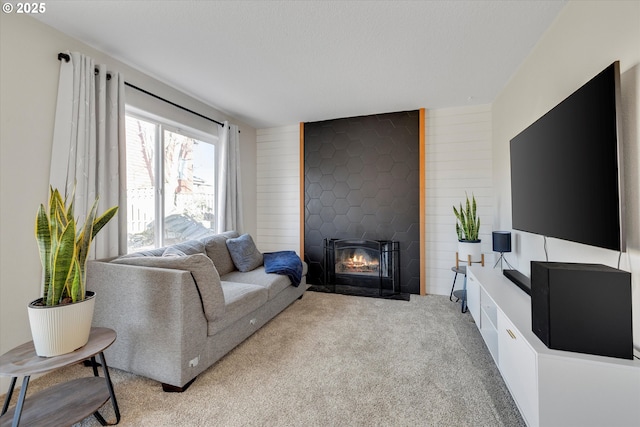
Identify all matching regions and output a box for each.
[510,61,625,252]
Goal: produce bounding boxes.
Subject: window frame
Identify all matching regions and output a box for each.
[125,106,219,251]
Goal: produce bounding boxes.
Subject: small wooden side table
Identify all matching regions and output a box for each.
[0,327,120,427]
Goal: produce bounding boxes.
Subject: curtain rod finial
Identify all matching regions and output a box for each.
[58,53,70,62]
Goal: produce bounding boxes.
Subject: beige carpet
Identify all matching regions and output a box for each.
[4,292,525,426]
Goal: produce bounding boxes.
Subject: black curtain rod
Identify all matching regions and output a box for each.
[123,82,225,127]
[57,52,226,128]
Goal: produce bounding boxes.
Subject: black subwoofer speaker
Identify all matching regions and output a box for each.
[531,261,633,359]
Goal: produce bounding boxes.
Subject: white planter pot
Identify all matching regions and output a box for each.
[27,291,96,357]
[458,240,482,264]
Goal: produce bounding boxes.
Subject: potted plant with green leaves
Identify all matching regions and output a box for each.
[453,192,482,264]
[28,186,118,357]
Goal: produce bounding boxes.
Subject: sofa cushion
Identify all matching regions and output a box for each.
[221,267,291,300]
[226,234,263,272]
[170,239,206,255]
[199,231,239,276]
[120,239,205,258]
[118,247,164,258]
[163,246,187,257]
[111,253,225,322]
[207,282,268,336]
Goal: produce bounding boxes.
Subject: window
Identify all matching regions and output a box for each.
[125,112,217,253]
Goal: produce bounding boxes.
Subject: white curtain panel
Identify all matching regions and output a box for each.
[216,122,244,233]
[50,51,125,258]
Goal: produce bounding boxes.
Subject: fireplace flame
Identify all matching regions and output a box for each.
[350,254,365,268]
[336,249,379,275]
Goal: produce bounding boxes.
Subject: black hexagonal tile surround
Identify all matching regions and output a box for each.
[304,110,420,295]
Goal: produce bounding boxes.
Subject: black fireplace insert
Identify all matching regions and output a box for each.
[321,238,400,298]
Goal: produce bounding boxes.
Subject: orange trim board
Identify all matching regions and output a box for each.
[300,122,305,261]
[419,108,426,296]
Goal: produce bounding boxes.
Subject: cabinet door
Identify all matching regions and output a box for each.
[479,288,498,364]
[466,271,480,326]
[497,310,539,427]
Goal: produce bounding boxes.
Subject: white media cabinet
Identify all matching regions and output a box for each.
[467,266,640,427]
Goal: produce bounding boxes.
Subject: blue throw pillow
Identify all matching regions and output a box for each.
[226,234,263,272]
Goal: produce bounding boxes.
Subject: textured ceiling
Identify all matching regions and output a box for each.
[34,1,566,129]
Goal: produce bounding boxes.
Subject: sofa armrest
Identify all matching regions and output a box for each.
[87,260,209,388]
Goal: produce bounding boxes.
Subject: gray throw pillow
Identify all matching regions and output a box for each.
[225,234,263,272]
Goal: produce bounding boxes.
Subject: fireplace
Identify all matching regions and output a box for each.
[304,111,420,295]
[323,239,400,298]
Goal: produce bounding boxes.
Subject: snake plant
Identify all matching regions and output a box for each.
[453,193,480,242]
[35,187,118,306]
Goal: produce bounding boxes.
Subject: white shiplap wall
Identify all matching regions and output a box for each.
[257,108,493,295]
[256,125,301,254]
[425,105,494,295]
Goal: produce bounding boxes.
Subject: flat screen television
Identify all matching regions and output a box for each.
[509,61,625,252]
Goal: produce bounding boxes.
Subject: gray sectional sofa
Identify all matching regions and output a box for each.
[86,231,307,391]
